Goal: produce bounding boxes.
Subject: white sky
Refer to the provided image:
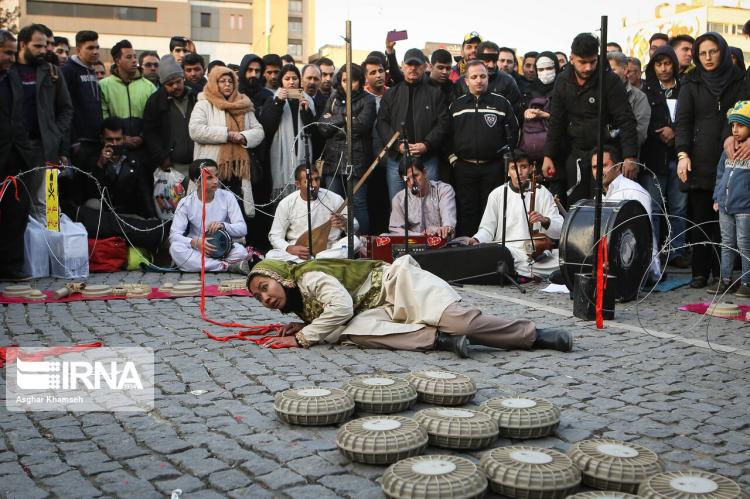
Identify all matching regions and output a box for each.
[314,0,747,56]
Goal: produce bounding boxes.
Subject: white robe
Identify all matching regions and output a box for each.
[604,175,661,278]
[169,190,248,272]
[473,183,564,277]
[266,188,361,262]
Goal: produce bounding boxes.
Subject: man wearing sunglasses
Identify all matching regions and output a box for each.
[139,50,160,87]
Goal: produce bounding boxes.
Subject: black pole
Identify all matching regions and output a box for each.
[501,153,509,248]
[400,124,411,255]
[303,130,314,258]
[345,20,354,258]
[593,16,608,278]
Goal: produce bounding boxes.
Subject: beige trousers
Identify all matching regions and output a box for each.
[349,302,536,351]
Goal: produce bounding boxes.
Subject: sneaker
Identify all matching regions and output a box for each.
[736,283,750,298]
[706,279,738,294]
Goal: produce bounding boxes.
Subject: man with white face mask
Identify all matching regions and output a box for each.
[520,51,559,165]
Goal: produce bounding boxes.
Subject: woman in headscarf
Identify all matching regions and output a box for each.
[246,256,572,355]
[258,64,316,200]
[676,32,747,288]
[729,47,746,70]
[318,63,377,234]
[189,66,264,217]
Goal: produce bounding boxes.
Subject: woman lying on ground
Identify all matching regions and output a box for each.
[246,255,572,357]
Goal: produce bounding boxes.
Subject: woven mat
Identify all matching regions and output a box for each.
[0,284,249,305]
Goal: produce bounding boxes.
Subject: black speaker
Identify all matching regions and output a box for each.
[413,243,515,285]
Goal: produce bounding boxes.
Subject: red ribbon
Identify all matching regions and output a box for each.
[0,342,103,368]
[0,175,20,202]
[596,235,609,329]
[196,168,283,337]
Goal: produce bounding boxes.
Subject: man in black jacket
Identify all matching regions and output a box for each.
[542,33,639,205]
[0,30,36,280]
[61,30,102,168]
[640,45,689,268]
[449,60,518,236]
[143,55,195,177]
[377,48,450,200]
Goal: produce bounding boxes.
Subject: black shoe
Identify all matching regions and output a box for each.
[706,279,738,294]
[690,276,708,289]
[0,271,31,282]
[532,329,573,352]
[435,332,469,358]
[548,269,564,285]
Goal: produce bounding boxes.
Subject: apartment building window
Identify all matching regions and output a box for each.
[288,40,302,57]
[289,0,302,13]
[289,18,302,33]
[238,15,243,29]
[201,12,211,27]
[230,14,235,29]
[27,0,156,21]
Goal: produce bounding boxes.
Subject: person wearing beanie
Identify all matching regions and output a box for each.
[711,100,750,296]
[143,54,197,177]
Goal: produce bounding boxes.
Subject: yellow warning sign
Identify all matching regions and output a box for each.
[46,167,59,231]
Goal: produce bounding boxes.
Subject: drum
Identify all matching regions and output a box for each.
[206,229,232,259]
[559,200,652,302]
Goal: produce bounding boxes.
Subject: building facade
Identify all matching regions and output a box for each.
[618,0,750,64]
[18,0,315,66]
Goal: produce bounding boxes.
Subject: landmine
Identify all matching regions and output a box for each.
[480,446,581,499]
[567,493,638,498]
[3,284,52,300]
[81,284,112,297]
[336,415,428,464]
[413,407,498,450]
[219,278,246,294]
[479,396,560,438]
[406,370,476,406]
[382,455,487,499]
[706,303,742,319]
[638,471,748,499]
[567,438,663,493]
[343,375,417,414]
[170,280,203,296]
[274,387,355,426]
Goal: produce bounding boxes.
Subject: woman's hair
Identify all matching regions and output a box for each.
[280,64,301,88]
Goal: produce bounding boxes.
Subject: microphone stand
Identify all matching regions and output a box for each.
[501,151,509,250]
[400,124,412,256]
[303,129,315,258]
[504,124,536,259]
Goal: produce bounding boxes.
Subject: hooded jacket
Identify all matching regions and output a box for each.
[238,54,274,110]
[143,84,196,166]
[318,86,377,176]
[675,32,747,191]
[61,55,102,143]
[640,45,681,176]
[99,67,157,137]
[543,62,639,159]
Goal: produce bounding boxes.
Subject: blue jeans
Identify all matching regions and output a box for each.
[719,211,750,284]
[386,156,439,201]
[641,160,688,259]
[322,174,369,235]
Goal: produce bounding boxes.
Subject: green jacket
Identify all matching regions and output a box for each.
[99,68,156,136]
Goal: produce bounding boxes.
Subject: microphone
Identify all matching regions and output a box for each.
[533,250,553,262]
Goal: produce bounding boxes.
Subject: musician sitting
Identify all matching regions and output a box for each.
[266,164,361,262]
[169,160,252,274]
[468,149,563,278]
[591,146,661,282]
[388,158,457,239]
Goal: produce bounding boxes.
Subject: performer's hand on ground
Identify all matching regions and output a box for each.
[280,322,305,336]
[542,157,555,178]
[206,221,224,234]
[329,213,345,228]
[261,336,299,348]
[191,237,217,253]
[287,245,311,260]
[622,157,639,179]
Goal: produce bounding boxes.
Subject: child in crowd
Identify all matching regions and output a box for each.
[711,101,750,297]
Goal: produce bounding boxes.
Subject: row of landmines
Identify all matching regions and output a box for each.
[273,370,748,499]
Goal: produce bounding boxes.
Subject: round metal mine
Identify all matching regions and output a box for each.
[274,387,355,426]
[413,407,498,450]
[406,370,476,406]
[382,455,487,499]
[336,415,427,464]
[480,396,560,438]
[343,374,417,414]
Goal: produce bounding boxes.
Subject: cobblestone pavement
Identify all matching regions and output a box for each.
[1,269,748,498]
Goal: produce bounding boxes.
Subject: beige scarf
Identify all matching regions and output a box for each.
[202,67,254,181]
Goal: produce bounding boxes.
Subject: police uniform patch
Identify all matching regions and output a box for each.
[484,114,498,127]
